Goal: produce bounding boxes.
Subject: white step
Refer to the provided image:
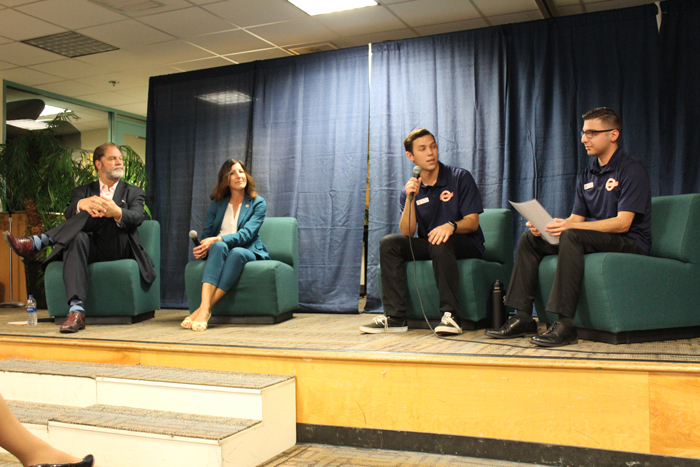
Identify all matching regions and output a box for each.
[0,359,296,467]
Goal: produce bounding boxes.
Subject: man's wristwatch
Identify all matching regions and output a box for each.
[448,221,457,233]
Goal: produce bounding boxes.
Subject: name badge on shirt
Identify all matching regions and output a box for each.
[416,197,429,206]
[584,182,594,190]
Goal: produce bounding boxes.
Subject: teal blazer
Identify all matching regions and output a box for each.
[202,195,270,260]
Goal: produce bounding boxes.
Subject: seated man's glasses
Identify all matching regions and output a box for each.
[580,129,616,138]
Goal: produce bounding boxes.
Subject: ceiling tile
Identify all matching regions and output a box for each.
[111,102,147,116]
[0,67,63,85]
[74,72,148,92]
[29,59,105,79]
[223,47,292,63]
[314,5,406,37]
[488,10,543,26]
[556,5,585,16]
[552,0,582,5]
[17,0,127,30]
[347,29,418,46]
[120,64,183,79]
[74,49,160,72]
[584,0,657,11]
[246,18,341,47]
[34,80,105,97]
[130,39,216,63]
[0,59,17,70]
[75,91,141,107]
[113,85,149,100]
[202,0,306,28]
[78,19,174,49]
[0,42,65,66]
[171,56,235,71]
[137,6,238,37]
[0,0,38,5]
[387,0,481,28]
[105,0,192,18]
[414,18,490,36]
[0,8,66,41]
[187,29,273,55]
[471,0,540,17]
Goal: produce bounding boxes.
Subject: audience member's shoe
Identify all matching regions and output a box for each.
[60,311,86,333]
[359,315,408,334]
[530,320,578,347]
[2,231,37,259]
[30,454,94,467]
[192,312,211,332]
[435,312,462,335]
[485,316,538,339]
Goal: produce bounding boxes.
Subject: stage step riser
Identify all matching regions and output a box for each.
[0,372,97,407]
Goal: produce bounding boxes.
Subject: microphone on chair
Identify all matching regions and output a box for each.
[189,230,201,247]
[408,166,423,202]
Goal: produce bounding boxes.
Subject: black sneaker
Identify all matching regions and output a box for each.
[359,315,408,334]
[435,312,462,335]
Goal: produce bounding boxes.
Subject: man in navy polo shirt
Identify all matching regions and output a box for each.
[486,107,651,347]
[360,128,485,335]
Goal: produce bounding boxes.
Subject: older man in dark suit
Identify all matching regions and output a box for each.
[3,143,156,333]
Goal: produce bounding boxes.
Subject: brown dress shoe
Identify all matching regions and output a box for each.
[60,311,86,333]
[3,231,37,259]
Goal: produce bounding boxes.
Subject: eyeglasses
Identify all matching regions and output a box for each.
[580,129,616,138]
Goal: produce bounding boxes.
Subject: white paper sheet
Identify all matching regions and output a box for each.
[509,199,559,245]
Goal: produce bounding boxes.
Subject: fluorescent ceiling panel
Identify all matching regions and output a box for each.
[287,0,377,16]
[197,91,252,105]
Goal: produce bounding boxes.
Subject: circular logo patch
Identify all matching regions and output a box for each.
[605,178,619,191]
[440,190,454,202]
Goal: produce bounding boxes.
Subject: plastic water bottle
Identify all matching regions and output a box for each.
[26,295,37,326]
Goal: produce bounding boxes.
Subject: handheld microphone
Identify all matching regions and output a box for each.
[408,165,423,202]
[189,230,201,247]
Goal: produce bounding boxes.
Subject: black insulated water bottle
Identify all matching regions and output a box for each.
[491,280,506,329]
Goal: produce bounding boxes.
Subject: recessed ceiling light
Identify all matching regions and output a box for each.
[6,120,50,130]
[39,105,69,117]
[197,91,252,105]
[287,0,377,16]
[22,31,117,58]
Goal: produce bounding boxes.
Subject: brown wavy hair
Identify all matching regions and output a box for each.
[210,159,258,201]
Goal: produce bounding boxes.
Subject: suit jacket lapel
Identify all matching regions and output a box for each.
[237,197,252,230]
[113,181,128,207]
[90,181,100,197]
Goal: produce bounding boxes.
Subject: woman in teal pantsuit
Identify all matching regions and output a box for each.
[182,159,270,331]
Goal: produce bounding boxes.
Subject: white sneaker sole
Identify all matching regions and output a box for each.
[435,325,462,335]
[359,325,408,334]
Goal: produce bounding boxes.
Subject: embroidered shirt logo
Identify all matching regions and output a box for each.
[605,178,619,191]
[440,190,454,202]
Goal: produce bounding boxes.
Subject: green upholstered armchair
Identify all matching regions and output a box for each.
[377,209,514,329]
[535,194,700,344]
[185,217,299,324]
[45,220,161,324]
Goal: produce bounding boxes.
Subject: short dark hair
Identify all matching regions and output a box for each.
[93,142,120,168]
[404,128,435,153]
[210,159,258,201]
[582,107,621,131]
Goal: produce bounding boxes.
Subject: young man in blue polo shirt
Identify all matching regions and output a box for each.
[360,128,485,335]
[486,107,652,347]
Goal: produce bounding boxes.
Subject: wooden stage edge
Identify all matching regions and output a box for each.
[1,335,700,464]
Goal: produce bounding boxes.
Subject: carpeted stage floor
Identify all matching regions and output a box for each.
[1,309,700,364]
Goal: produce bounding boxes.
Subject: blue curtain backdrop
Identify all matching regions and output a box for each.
[146,64,256,308]
[251,48,369,311]
[146,3,698,313]
[366,5,661,309]
[659,0,700,194]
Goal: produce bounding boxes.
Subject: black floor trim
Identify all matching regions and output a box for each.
[297,423,700,467]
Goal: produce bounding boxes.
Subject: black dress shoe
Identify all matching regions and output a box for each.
[31,454,94,467]
[60,311,86,333]
[485,316,538,339]
[2,231,37,259]
[531,321,578,347]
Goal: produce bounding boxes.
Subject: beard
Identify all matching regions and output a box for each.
[106,166,124,182]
